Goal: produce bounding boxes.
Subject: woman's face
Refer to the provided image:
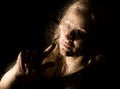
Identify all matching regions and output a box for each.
[58,8,89,56]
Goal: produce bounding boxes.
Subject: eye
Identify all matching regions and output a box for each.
[65,23,71,28]
[61,23,71,30]
[60,21,72,30]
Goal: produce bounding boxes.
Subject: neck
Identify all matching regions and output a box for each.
[63,56,85,76]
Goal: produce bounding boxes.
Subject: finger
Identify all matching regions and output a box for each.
[42,43,56,59]
[16,52,27,74]
[21,50,40,72]
[18,51,30,74]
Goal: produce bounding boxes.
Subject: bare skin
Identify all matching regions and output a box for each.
[58,5,90,76]
[0,1,94,89]
[0,43,56,89]
[63,56,85,76]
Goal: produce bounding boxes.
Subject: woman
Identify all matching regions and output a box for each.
[0,0,104,89]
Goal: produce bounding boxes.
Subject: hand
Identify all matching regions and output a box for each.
[17,43,56,75]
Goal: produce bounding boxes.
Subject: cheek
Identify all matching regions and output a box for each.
[74,40,83,48]
[59,30,66,42]
[58,35,64,48]
[59,34,64,43]
[60,28,69,37]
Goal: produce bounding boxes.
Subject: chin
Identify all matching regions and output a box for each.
[60,50,67,56]
[60,48,69,56]
[60,50,74,56]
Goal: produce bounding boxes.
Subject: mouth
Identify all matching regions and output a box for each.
[63,43,72,50]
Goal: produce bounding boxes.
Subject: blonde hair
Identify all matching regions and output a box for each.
[53,0,95,42]
[42,0,103,77]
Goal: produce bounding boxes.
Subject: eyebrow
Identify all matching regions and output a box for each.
[63,20,87,33]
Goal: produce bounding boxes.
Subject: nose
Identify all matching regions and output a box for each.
[66,30,86,40]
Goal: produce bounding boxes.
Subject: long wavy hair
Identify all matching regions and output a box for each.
[42,0,103,78]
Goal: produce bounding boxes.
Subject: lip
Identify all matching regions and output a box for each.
[63,43,71,50]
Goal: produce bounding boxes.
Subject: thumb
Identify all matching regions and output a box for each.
[42,43,56,59]
[16,52,28,75]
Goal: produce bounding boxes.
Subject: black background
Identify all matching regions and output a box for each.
[0,0,118,87]
[0,0,68,74]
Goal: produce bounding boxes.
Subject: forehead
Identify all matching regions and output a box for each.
[67,8,85,21]
[61,7,87,27]
[59,5,94,33]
